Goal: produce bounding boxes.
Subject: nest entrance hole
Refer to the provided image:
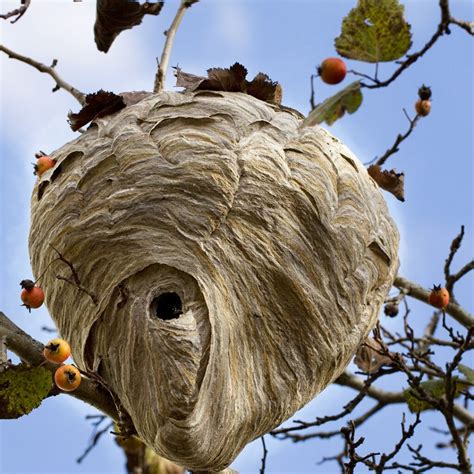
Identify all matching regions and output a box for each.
[152,292,183,320]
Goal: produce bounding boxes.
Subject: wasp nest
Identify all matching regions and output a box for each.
[29,91,399,471]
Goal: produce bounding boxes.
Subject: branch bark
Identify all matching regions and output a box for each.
[0,311,118,420]
[153,0,198,93]
[335,371,474,427]
[0,0,31,23]
[0,44,86,105]
[394,276,474,329]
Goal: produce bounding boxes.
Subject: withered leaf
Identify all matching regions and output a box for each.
[201,63,248,92]
[175,63,282,105]
[247,73,282,105]
[354,337,394,374]
[95,0,164,53]
[68,90,126,131]
[174,68,207,91]
[367,164,405,202]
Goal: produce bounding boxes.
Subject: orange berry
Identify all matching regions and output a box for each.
[415,99,431,117]
[43,338,71,364]
[20,279,45,312]
[318,57,347,85]
[428,285,449,309]
[54,365,81,392]
[34,155,56,177]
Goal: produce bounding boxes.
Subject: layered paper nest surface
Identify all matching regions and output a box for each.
[29,91,399,471]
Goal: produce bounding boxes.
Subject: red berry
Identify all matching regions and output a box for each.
[415,99,431,117]
[318,58,347,85]
[20,279,45,311]
[54,365,81,392]
[428,285,449,309]
[34,155,56,177]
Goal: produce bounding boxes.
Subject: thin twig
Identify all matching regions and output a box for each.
[0,0,31,23]
[259,436,268,474]
[351,0,473,90]
[369,110,421,167]
[153,0,198,93]
[50,244,98,305]
[0,44,86,104]
[77,417,114,464]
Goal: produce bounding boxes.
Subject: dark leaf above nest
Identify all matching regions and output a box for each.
[95,0,164,53]
[68,90,126,131]
[175,63,282,105]
[368,164,405,202]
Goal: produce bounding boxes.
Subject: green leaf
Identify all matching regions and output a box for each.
[403,377,469,413]
[0,364,52,419]
[304,81,363,126]
[458,364,474,385]
[335,0,412,63]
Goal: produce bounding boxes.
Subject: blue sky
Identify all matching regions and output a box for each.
[0,0,472,472]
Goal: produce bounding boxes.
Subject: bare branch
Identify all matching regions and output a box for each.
[450,16,474,35]
[0,44,86,105]
[153,0,198,93]
[394,275,474,328]
[259,436,268,474]
[370,110,421,167]
[77,415,114,464]
[0,311,118,420]
[0,0,31,23]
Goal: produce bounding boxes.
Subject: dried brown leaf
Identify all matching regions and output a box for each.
[201,63,248,92]
[367,164,405,201]
[68,90,126,131]
[247,73,282,105]
[174,68,207,90]
[175,63,283,105]
[95,0,164,53]
[354,337,393,373]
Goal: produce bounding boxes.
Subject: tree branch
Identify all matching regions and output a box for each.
[336,370,473,427]
[371,110,421,167]
[0,44,86,105]
[394,276,474,329]
[0,0,31,23]
[356,0,473,90]
[153,0,198,93]
[0,311,118,420]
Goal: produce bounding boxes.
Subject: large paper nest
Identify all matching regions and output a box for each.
[29,91,399,471]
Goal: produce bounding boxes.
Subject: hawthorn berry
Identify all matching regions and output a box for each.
[54,365,81,392]
[415,99,431,117]
[43,338,71,364]
[34,152,56,177]
[20,279,45,312]
[428,285,449,309]
[318,58,347,85]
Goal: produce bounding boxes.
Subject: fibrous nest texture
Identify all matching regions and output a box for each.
[29,91,399,471]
